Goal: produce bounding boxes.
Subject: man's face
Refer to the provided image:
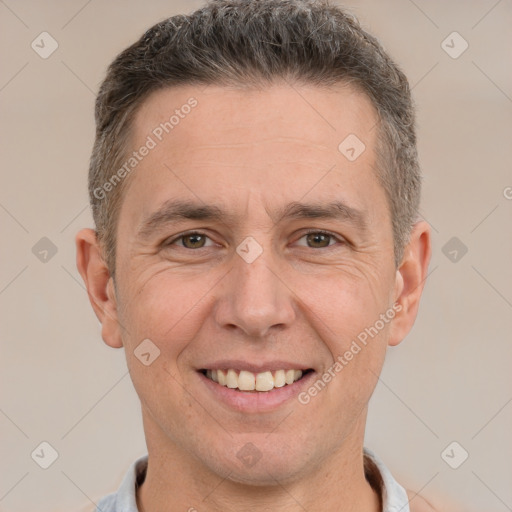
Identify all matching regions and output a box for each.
[111,83,402,483]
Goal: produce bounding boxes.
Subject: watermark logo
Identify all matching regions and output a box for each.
[236,442,263,468]
[236,236,263,264]
[298,303,402,405]
[134,338,161,366]
[32,237,58,263]
[31,32,58,59]
[441,441,469,469]
[442,236,468,263]
[31,441,59,469]
[93,97,198,201]
[441,32,469,59]
[338,134,366,162]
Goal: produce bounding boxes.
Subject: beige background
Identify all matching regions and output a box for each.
[1,1,511,511]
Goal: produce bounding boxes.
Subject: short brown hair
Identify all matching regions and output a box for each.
[89,0,421,274]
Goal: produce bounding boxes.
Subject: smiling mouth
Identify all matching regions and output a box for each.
[200,368,314,392]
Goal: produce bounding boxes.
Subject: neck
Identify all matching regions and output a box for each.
[137,413,381,512]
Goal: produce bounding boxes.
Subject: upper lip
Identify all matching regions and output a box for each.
[197,360,314,373]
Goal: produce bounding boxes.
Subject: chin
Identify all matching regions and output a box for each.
[202,439,311,487]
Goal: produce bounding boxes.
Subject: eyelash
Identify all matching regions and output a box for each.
[165,229,345,249]
[298,229,345,247]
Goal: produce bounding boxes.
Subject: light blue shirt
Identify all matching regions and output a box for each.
[96,447,410,511]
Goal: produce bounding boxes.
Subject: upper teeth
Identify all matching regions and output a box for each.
[206,369,303,392]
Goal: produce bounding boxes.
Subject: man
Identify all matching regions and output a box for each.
[76,1,435,510]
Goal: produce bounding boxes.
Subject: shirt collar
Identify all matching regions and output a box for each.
[364,447,410,512]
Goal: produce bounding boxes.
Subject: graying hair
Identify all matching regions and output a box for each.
[89,0,421,273]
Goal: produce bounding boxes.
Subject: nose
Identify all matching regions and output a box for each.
[213,247,296,339]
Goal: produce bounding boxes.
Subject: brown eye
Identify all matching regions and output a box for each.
[163,231,217,251]
[180,233,207,249]
[302,232,336,248]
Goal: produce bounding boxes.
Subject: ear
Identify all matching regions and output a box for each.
[75,228,123,348]
[388,220,431,347]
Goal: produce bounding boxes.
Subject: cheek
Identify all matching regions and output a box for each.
[297,267,391,398]
[298,264,391,342]
[117,268,220,364]
[116,271,210,424]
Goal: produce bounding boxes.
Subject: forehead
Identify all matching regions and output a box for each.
[119,82,385,229]
[133,82,377,152]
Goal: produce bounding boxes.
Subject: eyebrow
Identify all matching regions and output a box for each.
[272,201,367,231]
[137,199,368,239]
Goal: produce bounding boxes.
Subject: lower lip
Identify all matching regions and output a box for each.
[198,371,316,413]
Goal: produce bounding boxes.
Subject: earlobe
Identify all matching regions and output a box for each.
[75,228,123,349]
[388,221,431,347]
